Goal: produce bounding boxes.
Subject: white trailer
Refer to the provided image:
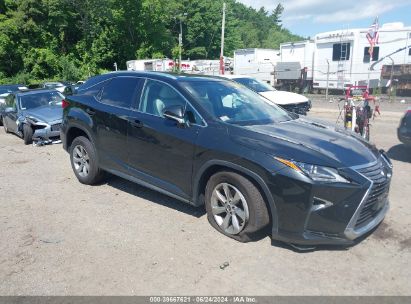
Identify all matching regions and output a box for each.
[275,40,315,91]
[312,22,411,90]
[126,59,193,72]
[233,48,279,84]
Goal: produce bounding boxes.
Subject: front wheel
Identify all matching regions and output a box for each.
[205,171,270,242]
[70,136,105,185]
[23,124,33,145]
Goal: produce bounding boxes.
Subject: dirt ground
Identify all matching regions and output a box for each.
[0,99,410,295]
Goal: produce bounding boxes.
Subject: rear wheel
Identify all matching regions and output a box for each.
[23,124,33,145]
[205,171,270,242]
[70,136,105,185]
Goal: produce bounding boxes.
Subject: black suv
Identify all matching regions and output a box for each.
[61,71,392,247]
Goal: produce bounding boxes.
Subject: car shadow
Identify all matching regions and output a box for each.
[105,174,205,218]
[101,175,384,252]
[387,144,411,163]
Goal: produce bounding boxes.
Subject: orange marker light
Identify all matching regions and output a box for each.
[274,157,301,172]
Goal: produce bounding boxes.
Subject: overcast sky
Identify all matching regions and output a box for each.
[237,0,411,37]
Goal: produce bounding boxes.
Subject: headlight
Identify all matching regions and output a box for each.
[26,116,39,123]
[274,157,349,183]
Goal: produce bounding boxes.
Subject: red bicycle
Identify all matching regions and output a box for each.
[338,86,380,141]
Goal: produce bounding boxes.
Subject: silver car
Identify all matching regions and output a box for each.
[2,89,63,145]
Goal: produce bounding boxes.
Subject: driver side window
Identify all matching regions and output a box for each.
[139,80,186,117]
[139,79,203,125]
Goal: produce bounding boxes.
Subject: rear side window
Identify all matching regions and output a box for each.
[5,94,16,108]
[79,79,110,96]
[100,77,142,108]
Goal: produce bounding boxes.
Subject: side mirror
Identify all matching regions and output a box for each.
[63,85,76,96]
[5,107,15,113]
[163,105,186,125]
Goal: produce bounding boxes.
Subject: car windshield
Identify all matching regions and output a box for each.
[234,78,276,92]
[19,91,64,110]
[181,80,292,126]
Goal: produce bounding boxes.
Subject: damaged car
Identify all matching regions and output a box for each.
[2,89,63,145]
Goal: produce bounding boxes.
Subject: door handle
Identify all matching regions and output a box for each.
[130,119,143,128]
[85,108,95,116]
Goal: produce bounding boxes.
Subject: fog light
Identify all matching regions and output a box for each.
[311,197,334,211]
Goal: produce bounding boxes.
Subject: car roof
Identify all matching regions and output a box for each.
[91,71,227,82]
[218,74,254,80]
[15,88,61,96]
[0,84,26,88]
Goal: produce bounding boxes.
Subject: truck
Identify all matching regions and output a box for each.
[233,48,279,85]
[381,63,411,96]
[275,40,315,92]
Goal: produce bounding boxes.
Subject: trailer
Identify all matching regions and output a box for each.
[381,63,411,96]
[275,40,315,92]
[312,22,411,91]
[233,48,279,85]
[126,59,193,72]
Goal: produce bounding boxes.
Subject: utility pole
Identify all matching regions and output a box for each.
[179,20,182,73]
[387,55,395,102]
[325,59,330,100]
[178,13,187,73]
[220,2,226,75]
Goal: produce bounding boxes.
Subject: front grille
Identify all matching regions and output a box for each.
[355,159,390,229]
[281,101,311,115]
[51,123,61,132]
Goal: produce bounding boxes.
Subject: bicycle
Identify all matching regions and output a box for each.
[337,86,380,141]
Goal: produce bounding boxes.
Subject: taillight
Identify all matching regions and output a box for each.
[62,99,70,109]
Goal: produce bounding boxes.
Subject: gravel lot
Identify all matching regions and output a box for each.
[0,99,410,295]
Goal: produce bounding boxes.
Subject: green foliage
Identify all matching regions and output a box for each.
[0,0,303,83]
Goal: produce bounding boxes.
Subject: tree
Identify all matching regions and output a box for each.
[0,0,302,82]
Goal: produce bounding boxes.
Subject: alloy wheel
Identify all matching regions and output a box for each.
[72,145,90,178]
[210,183,249,235]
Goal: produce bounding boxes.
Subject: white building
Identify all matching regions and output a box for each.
[312,22,411,90]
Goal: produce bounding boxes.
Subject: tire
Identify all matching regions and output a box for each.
[364,124,370,141]
[69,136,105,185]
[23,124,33,145]
[2,117,9,133]
[205,171,270,242]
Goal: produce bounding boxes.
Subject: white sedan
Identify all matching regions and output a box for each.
[221,75,311,115]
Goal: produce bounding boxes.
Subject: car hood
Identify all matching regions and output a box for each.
[229,117,379,168]
[23,105,63,123]
[259,90,309,105]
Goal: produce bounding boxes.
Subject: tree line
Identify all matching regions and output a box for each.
[0,0,302,84]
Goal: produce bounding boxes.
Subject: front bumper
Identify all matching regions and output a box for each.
[32,121,62,141]
[269,156,392,246]
[280,100,312,115]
